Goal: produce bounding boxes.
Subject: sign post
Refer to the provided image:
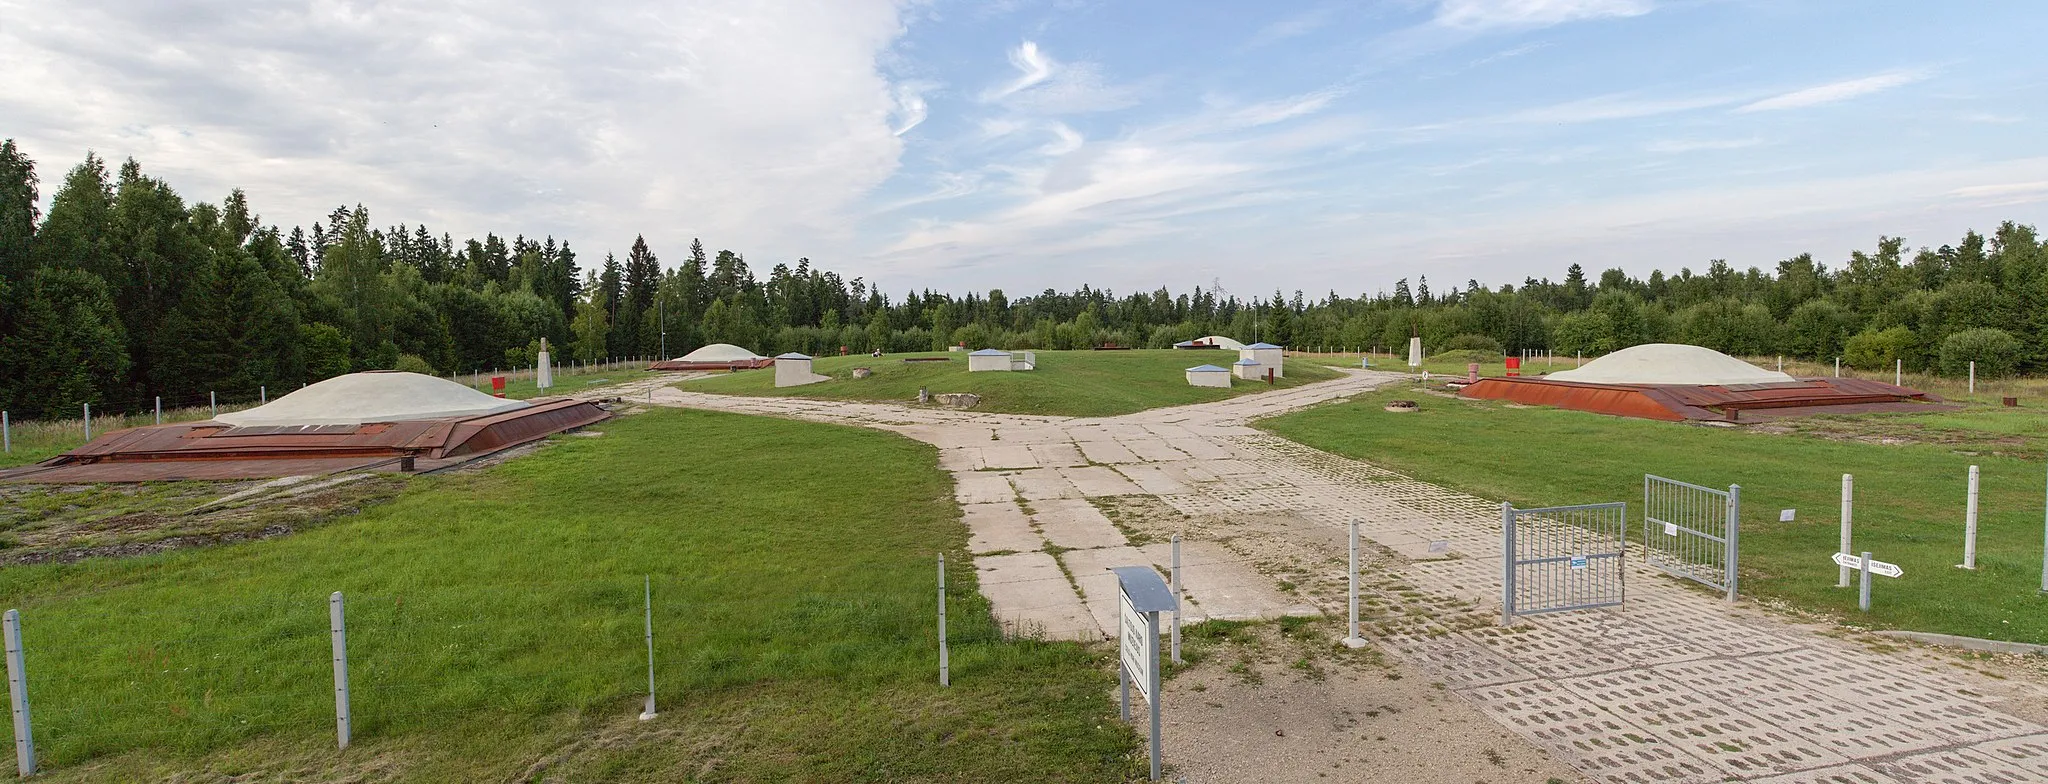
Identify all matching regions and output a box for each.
[1830,551,1901,611]
[1112,566,1174,782]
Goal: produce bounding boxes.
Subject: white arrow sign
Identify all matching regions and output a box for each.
[1833,552,1902,578]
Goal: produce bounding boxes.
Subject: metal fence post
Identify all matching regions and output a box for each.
[330,591,350,750]
[2040,461,2048,594]
[937,554,949,687]
[1500,503,1516,626]
[1859,552,1873,612]
[1169,535,1182,665]
[1343,520,1366,647]
[641,576,657,719]
[261,385,267,404]
[154,396,161,425]
[1964,466,1980,570]
[1,411,8,454]
[82,403,91,442]
[1725,485,1740,603]
[4,610,33,777]
[1839,474,1854,588]
[1969,361,1975,396]
[210,391,217,418]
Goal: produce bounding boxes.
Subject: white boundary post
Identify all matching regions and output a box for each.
[210,391,217,418]
[1169,535,1182,665]
[1834,357,1841,377]
[4,609,33,777]
[82,403,91,441]
[937,554,949,687]
[1343,520,1366,647]
[1969,361,1976,396]
[1895,359,1902,386]
[329,591,350,750]
[1963,466,1980,570]
[641,576,657,719]
[154,396,161,425]
[1839,475,1854,588]
[261,385,267,404]
[1,411,8,454]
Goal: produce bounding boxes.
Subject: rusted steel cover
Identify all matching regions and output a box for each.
[1459,376,1943,421]
[0,399,610,483]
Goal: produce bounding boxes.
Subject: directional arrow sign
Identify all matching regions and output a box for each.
[1832,552,1903,578]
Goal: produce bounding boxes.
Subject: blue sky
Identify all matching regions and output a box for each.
[3,0,2044,298]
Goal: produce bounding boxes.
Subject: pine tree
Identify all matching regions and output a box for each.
[0,140,38,285]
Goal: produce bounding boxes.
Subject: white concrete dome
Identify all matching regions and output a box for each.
[215,371,532,426]
[1545,343,1795,386]
[677,343,766,362]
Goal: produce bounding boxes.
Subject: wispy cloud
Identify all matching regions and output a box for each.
[891,82,936,136]
[1435,0,1653,31]
[1246,7,1336,48]
[982,41,1054,102]
[1947,180,2048,207]
[1736,70,1927,113]
[1645,137,1764,153]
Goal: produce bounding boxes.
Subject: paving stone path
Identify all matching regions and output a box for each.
[609,370,2048,783]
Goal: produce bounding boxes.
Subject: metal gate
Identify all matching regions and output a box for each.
[1501,502,1627,625]
[1643,475,1740,602]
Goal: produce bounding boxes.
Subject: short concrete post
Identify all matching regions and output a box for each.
[937,554,949,687]
[4,609,34,777]
[1834,357,1841,377]
[1776,355,1783,372]
[210,391,217,418]
[261,385,267,404]
[154,396,161,425]
[1343,520,1367,647]
[1964,466,1980,570]
[641,576,657,719]
[1858,552,1873,612]
[82,403,91,441]
[1169,535,1182,665]
[1969,361,1976,396]
[330,591,350,750]
[1839,474,1854,588]
[1,411,8,454]
[1895,359,1902,387]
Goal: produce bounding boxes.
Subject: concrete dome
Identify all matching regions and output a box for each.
[215,371,532,426]
[1546,343,1795,386]
[677,343,766,363]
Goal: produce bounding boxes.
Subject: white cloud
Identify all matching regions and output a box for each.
[978,40,1138,114]
[1947,180,2048,207]
[983,41,1056,102]
[1644,137,1764,153]
[892,82,936,136]
[0,0,912,262]
[1736,70,1926,113]
[1435,0,1652,30]
[1246,7,1336,48]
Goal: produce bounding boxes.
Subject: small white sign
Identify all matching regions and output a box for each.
[1663,522,1679,537]
[1780,509,1796,522]
[1428,540,1449,554]
[1831,552,1903,578]
[1119,592,1155,704]
[1569,554,1589,570]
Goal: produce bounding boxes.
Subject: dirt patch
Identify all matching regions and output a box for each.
[1163,619,1584,783]
[0,474,408,566]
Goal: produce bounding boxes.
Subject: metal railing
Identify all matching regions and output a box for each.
[1501,501,1627,624]
[1643,475,1740,602]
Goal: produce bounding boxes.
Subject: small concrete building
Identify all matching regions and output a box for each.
[774,352,829,387]
[1239,342,1284,378]
[1232,358,1263,380]
[1186,364,1231,388]
[968,349,1012,372]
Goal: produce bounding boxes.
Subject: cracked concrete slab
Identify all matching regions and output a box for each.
[1029,498,1125,550]
[974,551,1100,640]
[961,501,1042,555]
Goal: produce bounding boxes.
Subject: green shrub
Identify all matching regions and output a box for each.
[1938,328,2024,378]
[1439,333,1504,354]
[1844,326,1915,371]
[392,353,437,375]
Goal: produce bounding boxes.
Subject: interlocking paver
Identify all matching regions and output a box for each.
[631,369,2048,783]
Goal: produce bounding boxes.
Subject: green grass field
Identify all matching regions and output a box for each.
[1262,389,2048,644]
[1,408,1136,781]
[680,349,1341,418]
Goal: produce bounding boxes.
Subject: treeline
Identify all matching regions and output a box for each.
[2,139,2044,419]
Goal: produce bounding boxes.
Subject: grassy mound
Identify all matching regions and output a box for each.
[680,349,1341,418]
[1261,388,2048,644]
[3,408,1136,781]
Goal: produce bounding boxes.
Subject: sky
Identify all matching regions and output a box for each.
[3,0,2045,298]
